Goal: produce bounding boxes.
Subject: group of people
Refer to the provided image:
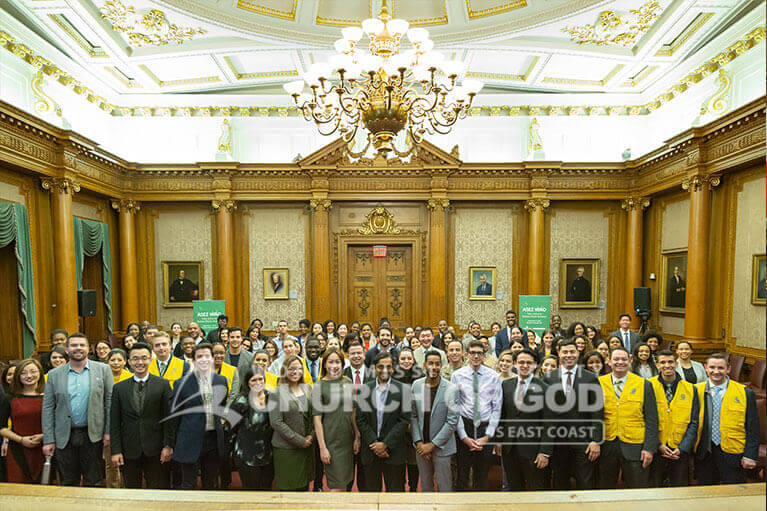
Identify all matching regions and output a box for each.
[0,311,760,493]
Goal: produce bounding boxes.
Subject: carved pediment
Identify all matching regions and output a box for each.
[297,137,462,168]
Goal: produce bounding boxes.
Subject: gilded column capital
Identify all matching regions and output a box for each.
[524,198,550,212]
[41,177,80,194]
[682,174,721,192]
[211,199,237,213]
[426,199,450,212]
[621,196,651,211]
[309,199,332,212]
[110,199,141,213]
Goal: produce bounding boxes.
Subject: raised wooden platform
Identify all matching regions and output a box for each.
[0,483,765,510]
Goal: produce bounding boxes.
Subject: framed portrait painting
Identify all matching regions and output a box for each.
[163,261,203,308]
[264,268,289,300]
[469,267,496,300]
[752,254,766,305]
[660,249,687,313]
[559,259,599,308]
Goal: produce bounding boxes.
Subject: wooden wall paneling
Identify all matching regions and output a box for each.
[542,203,551,297]
[233,206,249,329]
[446,204,456,328]
[706,179,728,346]
[605,206,626,333]
[0,243,23,359]
[136,206,158,325]
[643,198,661,335]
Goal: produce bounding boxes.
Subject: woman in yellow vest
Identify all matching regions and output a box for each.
[597,346,659,489]
[694,353,760,485]
[212,343,240,402]
[253,349,278,391]
[147,332,190,389]
[649,350,699,486]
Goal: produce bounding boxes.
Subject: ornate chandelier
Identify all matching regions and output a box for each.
[283,0,483,157]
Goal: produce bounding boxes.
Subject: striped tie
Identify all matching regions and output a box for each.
[712,387,722,446]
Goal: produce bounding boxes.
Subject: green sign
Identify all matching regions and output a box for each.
[519,295,550,335]
[193,300,226,333]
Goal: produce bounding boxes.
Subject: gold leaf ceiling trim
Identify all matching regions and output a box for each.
[223,56,299,80]
[466,0,527,20]
[0,26,762,117]
[48,14,109,58]
[235,0,298,20]
[561,1,662,47]
[139,64,220,87]
[105,66,143,88]
[100,0,206,47]
[465,56,539,82]
[542,64,624,87]
[620,65,658,87]
[392,0,448,27]
[655,12,713,57]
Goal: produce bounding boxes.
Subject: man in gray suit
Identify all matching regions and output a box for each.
[224,327,253,380]
[609,314,641,353]
[42,332,113,486]
[410,350,459,492]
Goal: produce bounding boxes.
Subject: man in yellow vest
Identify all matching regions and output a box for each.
[695,353,760,484]
[598,347,659,488]
[650,350,699,486]
[148,331,190,389]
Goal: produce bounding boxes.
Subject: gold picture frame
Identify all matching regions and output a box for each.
[469,266,496,300]
[660,249,687,314]
[752,254,766,305]
[264,268,289,300]
[559,258,599,308]
[162,261,203,308]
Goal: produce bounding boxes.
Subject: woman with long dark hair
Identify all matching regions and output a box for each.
[394,347,424,492]
[630,342,658,378]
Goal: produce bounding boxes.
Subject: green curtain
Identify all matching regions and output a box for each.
[0,201,37,356]
[73,217,113,333]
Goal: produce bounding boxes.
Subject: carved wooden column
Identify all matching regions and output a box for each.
[310,199,332,321]
[622,197,650,329]
[112,199,140,327]
[525,198,549,295]
[683,174,720,340]
[212,199,237,321]
[42,177,80,334]
[427,199,449,325]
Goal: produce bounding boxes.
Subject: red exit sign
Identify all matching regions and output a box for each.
[373,245,387,257]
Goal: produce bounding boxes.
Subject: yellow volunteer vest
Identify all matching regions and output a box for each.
[218,362,237,396]
[149,356,185,389]
[264,371,278,391]
[599,372,646,444]
[113,368,133,384]
[650,376,694,448]
[695,380,748,455]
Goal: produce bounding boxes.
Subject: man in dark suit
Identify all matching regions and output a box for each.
[205,315,229,344]
[475,274,492,296]
[344,341,374,491]
[668,266,686,308]
[597,347,659,488]
[495,310,527,357]
[567,266,591,302]
[364,327,400,367]
[224,327,254,380]
[169,342,229,490]
[543,340,603,489]
[498,349,552,490]
[110,342,174,489]
[355,351,411,492]
[608,314,640,353]
[168,269,198,302]
[695,353,760,484]
[432,319,450,351]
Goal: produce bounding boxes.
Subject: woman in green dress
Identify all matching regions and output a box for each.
[312,349,360,491]
[269,355,315,491]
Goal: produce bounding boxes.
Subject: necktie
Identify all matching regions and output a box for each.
[159,361,166,376]
[472,370,481,431]
[137,380,145,412]
[614,379,623,399]
[623,331,629,349]
[516,380,526,406]
[565,371,573,395]
[310,361,317,382]
[354,369,361,392]
[712,387,722,445]
[665,383,674,404]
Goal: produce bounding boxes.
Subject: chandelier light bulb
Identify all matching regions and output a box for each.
[361,18,385,36]
[440,59,465,78]
[330,54,353,73]
[360,54,383,73]
[386,19,409,37]
[412,65,431,83]
[310,62,332,80]
[416,39,434,54]
[341,26,363,42]
[283,80,305,95]
[334,38,352,54]
[421,51,445,70]
[346,63,362,80]
[462,78,484,94]
[303,71,321,87]
[406,28,429,43]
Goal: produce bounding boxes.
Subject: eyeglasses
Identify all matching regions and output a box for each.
[468,351,484,357]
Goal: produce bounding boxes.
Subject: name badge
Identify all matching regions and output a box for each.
[630,388,636,394]
[680,394,686,401]
[734,397,741,404]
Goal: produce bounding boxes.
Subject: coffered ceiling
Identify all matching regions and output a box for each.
[1,0,763,108]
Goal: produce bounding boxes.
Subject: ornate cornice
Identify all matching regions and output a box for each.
[211,199,237,212]
[308,198,332,211]
[524,198,550,212]
[110,198,140,213]
[41,177,79,194]
[621,197,651,210]
[681,174,721,192]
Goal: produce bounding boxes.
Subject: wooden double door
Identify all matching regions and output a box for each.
[346,245,412,330]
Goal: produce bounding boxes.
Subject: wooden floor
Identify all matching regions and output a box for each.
[0,483,765,510]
